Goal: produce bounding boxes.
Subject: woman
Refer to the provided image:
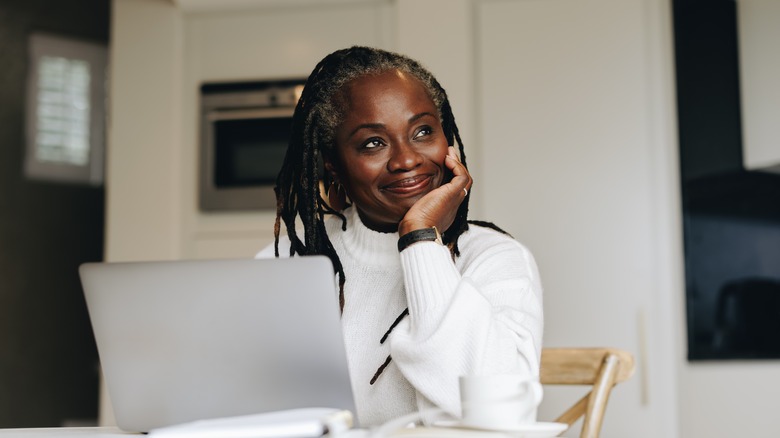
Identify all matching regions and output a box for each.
[257,46,543,426]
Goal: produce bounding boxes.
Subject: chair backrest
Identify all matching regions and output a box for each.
[540,348,635,438]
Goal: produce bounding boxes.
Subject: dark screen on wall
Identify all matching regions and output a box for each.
[673,0,780,360]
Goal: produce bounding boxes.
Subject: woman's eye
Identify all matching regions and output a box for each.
[362,138,383,149]
[414,126,433,139]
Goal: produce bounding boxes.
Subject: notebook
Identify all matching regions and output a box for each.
[79,256,357,433]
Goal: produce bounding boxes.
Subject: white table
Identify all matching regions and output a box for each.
[0,427,564,438]
[0,428,134,437]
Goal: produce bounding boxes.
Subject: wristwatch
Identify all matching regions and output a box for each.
[397,226,442,252]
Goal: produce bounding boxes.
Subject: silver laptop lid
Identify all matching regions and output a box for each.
[79,256,356,432]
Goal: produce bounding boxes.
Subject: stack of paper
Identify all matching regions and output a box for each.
[148,408,353,438]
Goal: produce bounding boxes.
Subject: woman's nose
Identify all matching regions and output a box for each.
[387,141,423,172]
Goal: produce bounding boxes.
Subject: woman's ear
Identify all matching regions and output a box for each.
[323,160,336,179]
[323,151,343,184]
[322,155,347,210]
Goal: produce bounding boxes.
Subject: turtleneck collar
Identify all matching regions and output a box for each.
[327,206,401,267]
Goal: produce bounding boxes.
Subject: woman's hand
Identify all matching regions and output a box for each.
[398,146,472,236]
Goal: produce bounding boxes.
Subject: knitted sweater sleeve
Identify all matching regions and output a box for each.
[389,230,543,418]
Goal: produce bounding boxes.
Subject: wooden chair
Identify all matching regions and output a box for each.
[540,348,635,438]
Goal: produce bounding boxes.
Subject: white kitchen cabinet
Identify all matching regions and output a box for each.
[738,0,780,172]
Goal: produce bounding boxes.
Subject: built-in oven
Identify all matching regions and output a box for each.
[199,79,305,211]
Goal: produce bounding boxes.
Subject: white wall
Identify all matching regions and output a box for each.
[107,1,778,437]
[476,1,680,436]
[679,360,780,437]
[106,0,183,263]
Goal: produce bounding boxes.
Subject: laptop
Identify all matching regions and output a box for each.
[79,256,357,433]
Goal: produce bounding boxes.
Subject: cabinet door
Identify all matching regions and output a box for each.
[739,0,780,172]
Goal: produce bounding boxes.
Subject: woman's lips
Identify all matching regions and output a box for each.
[382,174,433,195]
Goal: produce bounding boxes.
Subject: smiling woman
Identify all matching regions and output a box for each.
[328,70,452,233]
[256,46,543,427]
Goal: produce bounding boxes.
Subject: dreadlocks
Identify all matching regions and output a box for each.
[273,46,491,384]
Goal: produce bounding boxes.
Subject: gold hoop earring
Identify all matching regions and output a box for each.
[328,180,347,211]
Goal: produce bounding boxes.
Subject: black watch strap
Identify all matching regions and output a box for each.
[397,226,442,252]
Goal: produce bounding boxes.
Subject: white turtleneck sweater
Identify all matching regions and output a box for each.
[256,206,543,427]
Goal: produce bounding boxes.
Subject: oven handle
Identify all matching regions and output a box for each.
[206,107,294,121]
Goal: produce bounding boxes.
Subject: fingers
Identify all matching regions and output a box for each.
[399,148,472,235]
[449,145,461,161]
[445,146,472,195]
[445,147,463,175]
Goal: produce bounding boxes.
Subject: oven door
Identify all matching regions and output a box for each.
[200,107,293,211]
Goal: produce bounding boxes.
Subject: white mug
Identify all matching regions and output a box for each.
[458,374,543,430]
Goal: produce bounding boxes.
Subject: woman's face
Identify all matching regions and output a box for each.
[328,69,449,233]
